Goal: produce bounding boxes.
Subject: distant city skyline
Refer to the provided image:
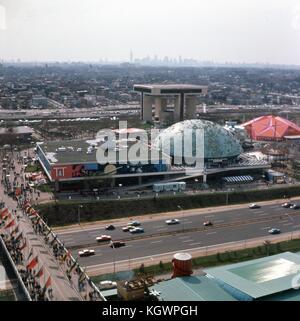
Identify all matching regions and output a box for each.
[0,0,299,65]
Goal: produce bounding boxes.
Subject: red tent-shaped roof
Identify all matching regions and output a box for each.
[242,115,300,141]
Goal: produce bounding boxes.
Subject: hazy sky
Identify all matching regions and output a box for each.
[0,0,300,64]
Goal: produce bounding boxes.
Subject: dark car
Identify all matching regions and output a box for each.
[268,228,281,235]
[282,202,292,208]
[290,203,300,210]
[110,241,126,248]
[203,221,213,226]
[249,203,261,209]
[105,225,115,231]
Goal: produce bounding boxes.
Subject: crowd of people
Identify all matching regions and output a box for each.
[0,148,104,301]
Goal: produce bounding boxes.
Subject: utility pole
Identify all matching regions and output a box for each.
[177,205,184,231]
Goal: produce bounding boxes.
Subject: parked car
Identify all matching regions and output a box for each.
[130,227,144,234]
[105,225,115,231]
[203,221,213,226]
[249,203,260,209]
[78,249,95,257]
[99,280,117,290]
[165,219,180,225]
[96,235,112,242]
[290,203,300,210]
[268,228,281,235]
[110,241,126,248]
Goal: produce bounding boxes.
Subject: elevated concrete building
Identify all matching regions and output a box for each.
[133,84,207,123]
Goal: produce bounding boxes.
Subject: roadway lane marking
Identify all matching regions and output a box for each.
[261,227,271,230]
[214,219,224,223]
[157,228,168,232]
[150,240,162,244]
[65,241,76,245]
[89,231,103,235]
[206,232,217,235]
[258,213,269,216]
[204,215,215,218]
[182,240,194,243]
[184,221,193,224]
[60,235,74,240]
[189,242,202,246]
[273,208,283,211]
[283,223,293,226]
[179,236,191,239]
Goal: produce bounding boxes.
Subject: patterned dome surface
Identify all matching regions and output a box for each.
[154,119,242,159]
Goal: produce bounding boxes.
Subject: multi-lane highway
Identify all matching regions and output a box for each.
[56,201,300,268]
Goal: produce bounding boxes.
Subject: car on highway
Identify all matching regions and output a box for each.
[249,203,261,209]
[105,225,115,231]
[268,228,281,235]
[282,202,292,208]
[122,226,135,232]
[78,249,95,257]
[110,241,126,248]
[129,227,144,234]
[127,220,141,227]
[165,219,180,225]
[95,235,112,242]
[290,203,300,210]
[203,221,213,226]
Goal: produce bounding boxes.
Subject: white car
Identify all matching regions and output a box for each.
[249,203,260,209]
[165,219,180,225]
[95,235,112,242]
[122,226,135,232]
[78,249,95,257]
[129,227,144,234]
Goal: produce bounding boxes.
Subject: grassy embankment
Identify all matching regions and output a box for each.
[37,185,300,226]
[90,238,300,283]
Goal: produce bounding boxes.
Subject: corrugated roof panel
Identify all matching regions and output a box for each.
[149,276,237,301]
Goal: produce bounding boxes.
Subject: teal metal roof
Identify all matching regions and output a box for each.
[149,276,237,301]
[258,289,300,301]
[204,252,300,299]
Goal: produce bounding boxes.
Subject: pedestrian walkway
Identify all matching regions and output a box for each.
[0,149,104,301]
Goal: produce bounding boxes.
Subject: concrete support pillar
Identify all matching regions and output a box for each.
[174,95,181,122]
[203,174,207,184]
[142,94,153,122]
[185,96,197,119]
[155,97,162,120]
[138,176,142,185]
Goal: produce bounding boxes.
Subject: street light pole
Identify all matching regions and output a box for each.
[285,213,294,240]
[177,205,184,231]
